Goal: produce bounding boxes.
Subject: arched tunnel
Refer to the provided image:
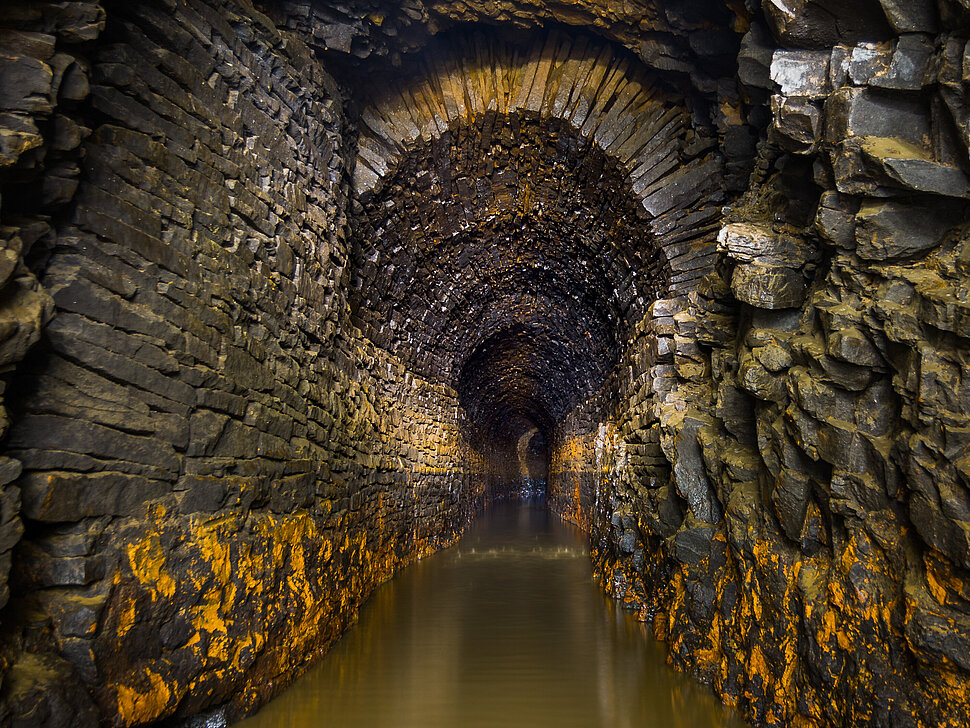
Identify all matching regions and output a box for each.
[348,30,701,495]
[0,0,969,726]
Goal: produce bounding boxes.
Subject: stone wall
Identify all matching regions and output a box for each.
[0,1,486,725]
[0,0,105,634]
[553,3,970,727]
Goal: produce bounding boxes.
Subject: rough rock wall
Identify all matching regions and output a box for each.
[552,2,970,728]
[0,2,107,723]
[0,0,105,638]
[549,296,684,614]
[0,1,486,725]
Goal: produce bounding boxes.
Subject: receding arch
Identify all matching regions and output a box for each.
[346,28,725,467]
[352,30,725,293]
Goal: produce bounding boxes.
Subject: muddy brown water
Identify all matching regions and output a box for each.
[238,500,750,728]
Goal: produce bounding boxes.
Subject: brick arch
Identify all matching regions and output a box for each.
[352,30,725,295]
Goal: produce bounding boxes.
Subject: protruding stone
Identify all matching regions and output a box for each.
[763,0,893,49]
[871,35,935,91]
[731,263,807,310]
[855,198,966,260]
[825,87,931,146]
[737,25,774,90]
[717,223,815,268]
[672,523,716,564]
[815,191,858,248]
[878,0,939,33]
[0,54,54,114]
[847,42,893,85]
[771,95,822,154]
[858,137,970,198]
[770,49,831,98]
[762,0,840,49]
[51,3,106,43]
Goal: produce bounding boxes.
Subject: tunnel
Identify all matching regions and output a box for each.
[0,0,969,727]
[347,29,707,499]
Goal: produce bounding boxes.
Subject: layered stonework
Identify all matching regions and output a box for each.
[0,0,105,625]
[551,4,970,727]
[0,1,485,725]
[1,1,969,728]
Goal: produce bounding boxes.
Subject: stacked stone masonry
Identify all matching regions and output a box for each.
[549,3,970,728]
[0,1,968,728]
[0,1,486,725]
[349,31,725,455]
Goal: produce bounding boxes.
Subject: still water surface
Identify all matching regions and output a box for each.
[239,501,749,728]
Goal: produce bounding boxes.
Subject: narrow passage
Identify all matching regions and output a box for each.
[239,502,750,728]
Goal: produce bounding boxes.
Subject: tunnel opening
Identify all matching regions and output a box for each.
[346,28,723,500]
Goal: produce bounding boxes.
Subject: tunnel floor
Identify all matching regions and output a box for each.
[237,501,749,728]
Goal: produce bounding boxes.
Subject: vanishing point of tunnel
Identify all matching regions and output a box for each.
[0,0,969,726]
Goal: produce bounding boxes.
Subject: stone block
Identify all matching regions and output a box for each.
[0,54,53,114]
[0,456,23,488]
[855,198,966,260]
[668,412,723,524]
[834,134,970,197]
[731,263,807,310]
[51,2,106,43]
[878,0,938,33]
[695,312,736,346]
[770,49,831,98]
[762,0,840,48]
[859,137,970,198]
[754,341,795,373]
[672,523,716,565]
[715,385,757,444]
[37,592,107,638]
[905,595,970,672]
[825,87,931,146]
[763,0,893,48]
[0,279,54,368]
[825,326,883,368]
[771,95,822,154]
[717,222,815,268]
[738,355,788,403]
[57,61,89,102]
[737,25,774,90]
[846,42,893,86]
[871,35,935,91]
[815,191,858,247]
[176,475,228,513]
[16,546,103,589]
[20,471,170,521]
[0,516,24,553]
[0,31,55,61]
[0,114,44,166]
[771,468,811,541]
[8,415,180,475]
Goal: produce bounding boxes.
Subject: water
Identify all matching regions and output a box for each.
[239,501,749,728]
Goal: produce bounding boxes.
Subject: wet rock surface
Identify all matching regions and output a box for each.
[0,1,969,728]
[550,3,970,727]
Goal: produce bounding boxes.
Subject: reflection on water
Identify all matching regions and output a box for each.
[239,501,749,728]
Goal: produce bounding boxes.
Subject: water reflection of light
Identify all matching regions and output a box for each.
[239,503,750,728]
